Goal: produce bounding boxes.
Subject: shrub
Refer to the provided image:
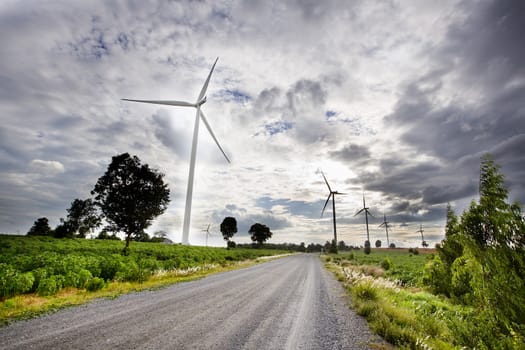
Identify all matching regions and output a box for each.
[77,269,93,288]
[37,276,62,296]
[380,258,392,271]
[86,277,105,291]
[353,281,378,301]
[364,240,371,255]
[0,264,35,298]
[423,255,451,296]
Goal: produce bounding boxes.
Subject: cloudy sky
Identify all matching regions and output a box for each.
[1,0,524,247]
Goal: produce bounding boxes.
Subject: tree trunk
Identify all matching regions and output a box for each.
[123,233,131,255]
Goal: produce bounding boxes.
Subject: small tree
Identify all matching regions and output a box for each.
[375,239,382,248]
[389,243,396,248]
[53,219,75,238]
[91,153,170,254]
[65,198,101,238]
[27,217,52,236]
[220,217,237,245]
[249,223,272,246]
[364,240,371,254]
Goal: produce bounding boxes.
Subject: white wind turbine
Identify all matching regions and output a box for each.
[321,170,345,245]
[123,57,230,245]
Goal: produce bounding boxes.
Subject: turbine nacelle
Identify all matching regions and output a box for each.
[196,96,207,106]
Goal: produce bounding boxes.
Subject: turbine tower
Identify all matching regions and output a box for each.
[123,58,230,245]
[321,171,345,245]
[355,194,373,244]
[378,213,391,247]
[416,223,428,247]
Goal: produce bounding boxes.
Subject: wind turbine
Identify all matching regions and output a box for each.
[378,213,391,247]
[202,224,211,247]
[123,57,230,245]
[355,194,373,244]
[416,223,428,247]
[321,171,345,245]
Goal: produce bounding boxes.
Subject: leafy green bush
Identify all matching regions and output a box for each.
[37,276,62,296]
[0,264,35,299]
[380,257,392,271]
[86,277,105,291]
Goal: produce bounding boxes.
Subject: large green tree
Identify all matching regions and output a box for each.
[91,153,170,253]
[249,223,272,246]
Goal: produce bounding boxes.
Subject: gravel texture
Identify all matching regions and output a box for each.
[0,254,384,349]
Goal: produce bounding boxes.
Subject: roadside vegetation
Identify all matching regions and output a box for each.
[0,235,288,325]
[325,154,525,349]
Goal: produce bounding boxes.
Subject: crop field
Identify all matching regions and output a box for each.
[325,249,522,349]
[0,234,288,324]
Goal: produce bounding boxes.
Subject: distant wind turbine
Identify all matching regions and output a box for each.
[321,171,345,245]
[355,194,373,244]
[202,224,211,247]
[123,57,230,245]
[378,213,391,247]
[416,223,428,247]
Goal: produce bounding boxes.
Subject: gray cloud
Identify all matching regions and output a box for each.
[0,0,523,247]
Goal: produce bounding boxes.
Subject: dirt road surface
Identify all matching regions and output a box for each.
[0,254,383,349]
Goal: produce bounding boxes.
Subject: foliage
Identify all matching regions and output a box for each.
[91,153,170,253]
[53,220,76,238]
[27,218,51,236]
[423,154,525,347]
[220,217,237,242]
[249,223,272,245]
[329,239,338,253]
[375,239,381,248]
[0,235,287,302]
[64,198,101,238]
[364,240,371,255]
[327,248,525,349]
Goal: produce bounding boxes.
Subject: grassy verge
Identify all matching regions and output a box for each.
[323,251,483,349]
[0,257,283,326]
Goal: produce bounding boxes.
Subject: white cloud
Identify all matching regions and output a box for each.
[29,159,65,174]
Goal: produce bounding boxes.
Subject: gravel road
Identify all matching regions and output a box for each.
[0,254,383,349]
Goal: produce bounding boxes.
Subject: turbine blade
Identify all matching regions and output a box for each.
[198,57,219,102]
[379,223,385,228]
[368,210,375,218]
[122,99,195,107]
[321,171,332,192]
[321,194,331,217]
[199,109,231,163]
[354,208,365,216]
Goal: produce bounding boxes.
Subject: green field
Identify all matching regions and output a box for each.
[0,234,288,324]
[325,249,523,349]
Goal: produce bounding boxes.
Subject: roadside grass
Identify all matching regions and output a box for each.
[0,234,289,326]
[0,258,281,326]
[323,250,479,349]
